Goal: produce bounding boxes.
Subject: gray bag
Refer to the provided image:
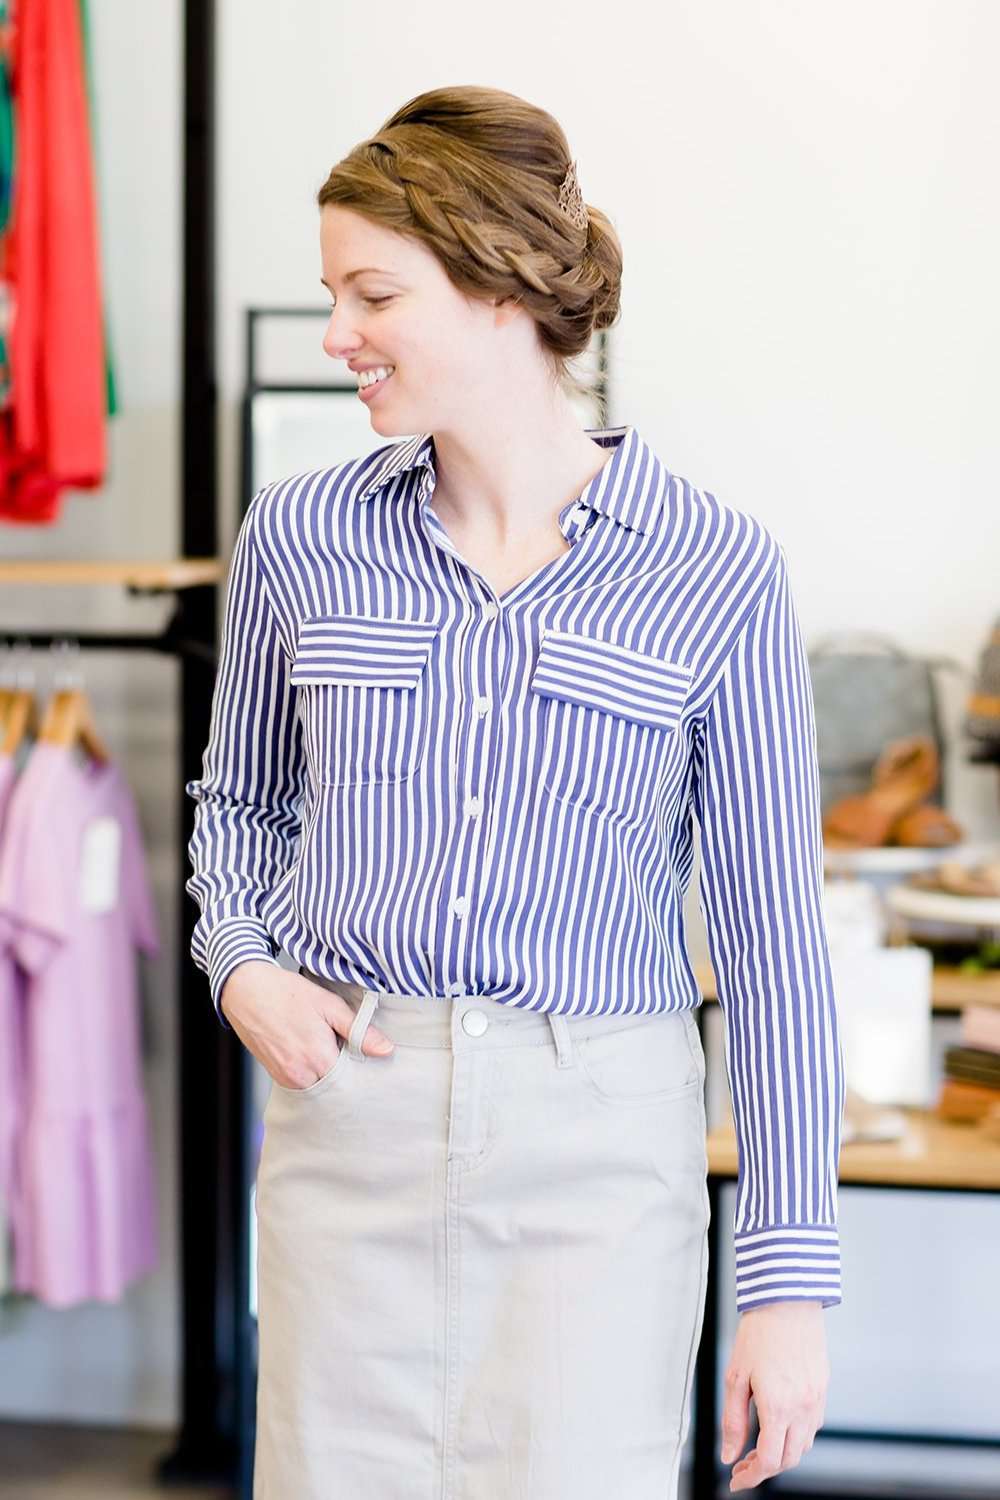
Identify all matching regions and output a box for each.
[964,614,1000,765]
[807,633,966,814]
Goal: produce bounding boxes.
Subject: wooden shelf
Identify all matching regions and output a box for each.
[707,1107,1000,1189]
[694,958,1000,1012]
[0,558,224,590]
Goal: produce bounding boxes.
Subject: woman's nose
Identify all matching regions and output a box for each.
[323,329,359,360]
[322,310,361,361]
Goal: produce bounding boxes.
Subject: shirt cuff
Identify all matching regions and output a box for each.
[205,919,281,1029]
[734,1225,842,1313]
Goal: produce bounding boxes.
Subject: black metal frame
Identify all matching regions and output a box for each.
[239,305,360,523]
[690,1003,1000,1499]
[153,0,244,1483]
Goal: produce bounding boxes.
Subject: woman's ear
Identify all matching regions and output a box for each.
[492,293,524,328]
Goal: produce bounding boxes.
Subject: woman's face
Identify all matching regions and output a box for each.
[319,203,525,436]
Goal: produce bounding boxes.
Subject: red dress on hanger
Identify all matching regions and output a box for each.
[0,0,107,523]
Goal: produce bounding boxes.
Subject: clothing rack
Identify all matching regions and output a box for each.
[0,0,242,1484]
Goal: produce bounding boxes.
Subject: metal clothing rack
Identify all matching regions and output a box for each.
[0,568,227,1488]
[0,0,244,1485]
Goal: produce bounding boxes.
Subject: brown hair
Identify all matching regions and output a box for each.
[315,85,622,403]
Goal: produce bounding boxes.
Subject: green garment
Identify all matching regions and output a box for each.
[77,0,118,417]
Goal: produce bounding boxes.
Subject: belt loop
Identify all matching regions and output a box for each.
[548,1012,575,1069]
[348,989,381,1060]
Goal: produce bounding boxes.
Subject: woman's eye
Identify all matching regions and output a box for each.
[326,296,392,310]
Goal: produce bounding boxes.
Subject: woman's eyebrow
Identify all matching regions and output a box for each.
[320,269,399,288]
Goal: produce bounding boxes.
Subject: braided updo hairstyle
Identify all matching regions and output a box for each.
[315,85,623,403]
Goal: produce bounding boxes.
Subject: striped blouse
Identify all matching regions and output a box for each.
[185,423,845,1314]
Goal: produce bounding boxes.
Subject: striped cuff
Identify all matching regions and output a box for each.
[205,919,281,1029]
[734,1225,842,1313]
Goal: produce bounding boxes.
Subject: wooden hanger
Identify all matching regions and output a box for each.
[1,687,39,757]
[37,685,111,765]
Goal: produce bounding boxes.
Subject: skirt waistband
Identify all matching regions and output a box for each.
[299,967,699,1053]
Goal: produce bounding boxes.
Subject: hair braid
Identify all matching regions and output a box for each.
[316,85,622,398]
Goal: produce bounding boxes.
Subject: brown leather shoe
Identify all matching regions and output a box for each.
[871,734,940,796]
[888,803,964,847]
[822,734,940,847]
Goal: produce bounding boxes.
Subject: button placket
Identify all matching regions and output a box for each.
[441,592,504,1002]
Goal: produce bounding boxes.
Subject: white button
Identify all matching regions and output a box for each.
[483,602,498,620]
[462,1009,489,1036]
[475,696,490,717]
[452,894,469,917]
[464,795,482,817]
[446,981,466,997]
[570,505,588,522]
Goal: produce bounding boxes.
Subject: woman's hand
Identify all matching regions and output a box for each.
[720,1300,829,1491]
[219,961,395,1088]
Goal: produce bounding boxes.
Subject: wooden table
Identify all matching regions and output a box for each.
[690,962,1000,1498]
[707,1107,1000,1190]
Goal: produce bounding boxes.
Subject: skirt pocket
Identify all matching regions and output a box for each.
[267,1028,352,1101]
[573,1008,703,1107]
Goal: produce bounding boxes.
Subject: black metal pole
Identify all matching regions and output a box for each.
[154,0,237,1483]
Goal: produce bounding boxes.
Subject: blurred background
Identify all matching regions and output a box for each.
[0,1,998,1496]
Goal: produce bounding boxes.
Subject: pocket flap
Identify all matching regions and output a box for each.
[531,629,694,730]
[291,615,440,689]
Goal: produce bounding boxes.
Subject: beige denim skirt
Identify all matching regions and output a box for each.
[252,972,711,1500]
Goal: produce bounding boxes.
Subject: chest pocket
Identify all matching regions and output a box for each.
[290,615,440,788]
[529,629,695,825]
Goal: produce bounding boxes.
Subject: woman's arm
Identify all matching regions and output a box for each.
[691,540,846,1313]
[184,493,306,1030]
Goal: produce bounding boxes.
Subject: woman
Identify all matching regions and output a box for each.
[186,85,844,1500]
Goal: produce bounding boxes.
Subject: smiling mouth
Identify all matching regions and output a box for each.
[356,366,396,391]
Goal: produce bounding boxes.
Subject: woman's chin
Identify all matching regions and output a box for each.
[368,410,406,432]
[366,397,410,432]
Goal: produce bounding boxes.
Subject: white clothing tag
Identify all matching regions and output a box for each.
[79,815,122,915]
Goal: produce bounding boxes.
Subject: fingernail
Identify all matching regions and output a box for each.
[371,1033,393,1052]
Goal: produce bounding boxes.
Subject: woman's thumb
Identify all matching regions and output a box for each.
[312,983,393,1054]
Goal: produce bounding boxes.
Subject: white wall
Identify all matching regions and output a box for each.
[1,0,998,1488]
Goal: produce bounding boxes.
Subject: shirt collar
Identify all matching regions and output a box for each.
[353,425,668,536]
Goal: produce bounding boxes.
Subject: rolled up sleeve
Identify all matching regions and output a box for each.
[691,543,845,1313]
[184,498,306,1027]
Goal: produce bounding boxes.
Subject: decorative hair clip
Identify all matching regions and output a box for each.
[557,159,588,231]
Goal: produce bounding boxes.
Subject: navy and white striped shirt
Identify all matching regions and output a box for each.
[185,424,844,1314]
